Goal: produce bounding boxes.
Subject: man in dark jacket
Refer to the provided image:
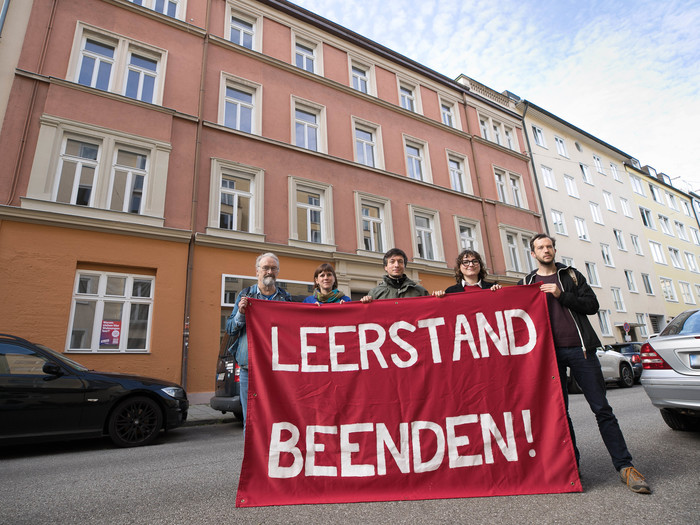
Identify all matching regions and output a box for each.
[360,248,431,302]
[519,233,650,494]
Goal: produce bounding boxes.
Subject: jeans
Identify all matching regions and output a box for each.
[240,367,248,435]
[556,346,633,471]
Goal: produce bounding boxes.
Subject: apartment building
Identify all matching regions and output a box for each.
[625,164,700,325]
[517,100,665,343]
[0,0,541,400]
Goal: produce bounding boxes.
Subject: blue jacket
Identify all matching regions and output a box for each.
[225,284,292,368]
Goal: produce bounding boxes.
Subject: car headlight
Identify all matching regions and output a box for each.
[161,386,186,399]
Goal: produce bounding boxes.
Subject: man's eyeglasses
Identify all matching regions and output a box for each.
[460,259,480,267]
[259,266,279,272]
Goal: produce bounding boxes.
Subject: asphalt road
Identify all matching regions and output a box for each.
[1,385,698,525]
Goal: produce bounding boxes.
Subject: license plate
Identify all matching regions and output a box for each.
[216,373,225,381]
[690,354,700,369]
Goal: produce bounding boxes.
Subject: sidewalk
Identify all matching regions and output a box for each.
[183,403,240,427]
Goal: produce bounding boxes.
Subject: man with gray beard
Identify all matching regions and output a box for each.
[226,252,291,433]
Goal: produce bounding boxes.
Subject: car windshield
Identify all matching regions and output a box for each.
[660,310,700,336]
[36,343,89,371]
[613,344,637,353]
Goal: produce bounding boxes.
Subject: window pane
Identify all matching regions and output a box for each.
[127,304,150,349]
[132,279,152,298]
[99,302,124,350]
[106,276,126,296]
[78,275,99,294]
[70,300,96,349]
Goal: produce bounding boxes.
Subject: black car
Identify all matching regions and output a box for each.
[606,342,644,383]
[0,334,188,447]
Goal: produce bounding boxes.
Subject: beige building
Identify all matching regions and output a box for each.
[517,101,665,343]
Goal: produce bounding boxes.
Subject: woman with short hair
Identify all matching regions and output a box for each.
[304,263,351,304]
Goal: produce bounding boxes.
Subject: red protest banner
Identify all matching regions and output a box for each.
[236,284,581,507]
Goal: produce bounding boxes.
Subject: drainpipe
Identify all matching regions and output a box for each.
[0,0,11,36]
[180,0,212,388]
[521,101,550,235]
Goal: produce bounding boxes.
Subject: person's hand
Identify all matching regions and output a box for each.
[539,283,561,298]
[360,295,373,303]
[490,283,502,291]
[432,290,446,298]
[238,296,249,315]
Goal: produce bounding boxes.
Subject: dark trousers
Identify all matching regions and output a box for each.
[556,346,633,471]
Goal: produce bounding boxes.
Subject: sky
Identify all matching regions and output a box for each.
[290,0,700,194]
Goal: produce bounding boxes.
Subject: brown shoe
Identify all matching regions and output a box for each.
[619,466,651,494]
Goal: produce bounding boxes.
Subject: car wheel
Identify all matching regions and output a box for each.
[617,364,634,388]
[660,408,700,431]
[108,396,163,447]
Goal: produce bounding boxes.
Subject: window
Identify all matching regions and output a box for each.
[441,101,456,128]
[227,7,262,51]
[67,271,154,352]
[668,247,684,269]
[495,170,524,207]
[603,191,616,212]
[128,0,182,19]
[649,241,666,264]
[354,192,393,254]
[409,206,443,262]
[574,217,589,241]
[456,218,479,251]
[479,118,489,140]
[680,282,695,304]
[579,163,592,184]
[585,262,600,286]
[207,159,264,240]
[541,166,557,189]
[521,236,536,272]
[506,233,522,272]
[601,244,614,266]
[598,310,612,336]
[289,178,334,248]
[404,137,431,182]
[398,80,420,113]
[221,76,259,133]
[675,221,688,241]
[630,234,643,255]
[630,175,645,195]
[561,256,574,267]
[624,270,638,292]
[610,163,621,181]
[531,125,546,147]
[685,252,699,272]
[620,198,632,217]
[613,229,626,250]
[590,202,604,224]
[564,175,579,198]
[352,118,383,170]
[555,137,568,157]
[691,227,700,246]
[73,28,165,104]
[351,64,369,94]
[649,184,663,203]
[295,41,316,73]
[636,313,648,337]
[666,192,679,211]
[660,278,678,302]
[24,117,169,224]
[639,207,654,229]
[501,229,533,274]
[682,200,692,216]
[593,155,603,173]
[611,287,625,312]
[641,273,654,295]
[293,99,326,153]
[480,114,516,149]
[658,214,673,236]
[448,155,468,193]
[551,209,567,235]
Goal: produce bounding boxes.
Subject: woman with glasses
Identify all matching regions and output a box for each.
[304,263,351,304]
[445,249,502,293]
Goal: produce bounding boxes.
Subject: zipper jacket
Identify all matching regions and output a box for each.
[519,262,601,352]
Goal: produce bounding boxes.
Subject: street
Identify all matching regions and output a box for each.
[1,385,698,525]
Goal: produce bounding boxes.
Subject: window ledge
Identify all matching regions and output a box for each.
[205,227,265,244]
[288,239,336,253]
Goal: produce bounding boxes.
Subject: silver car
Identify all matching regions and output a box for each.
[640,308,700,431]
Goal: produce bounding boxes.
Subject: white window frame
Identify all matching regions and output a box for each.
[579,163,592,184]
[574,216,589,241]
[206,158,265,242]
[636,313,649,337]
[398,77,421,114]
[601,243,614,267]
[613,229,627,251]
[610,163,621,181]
[660,277,678,302]
[288,177,334,250]
[593,155,603,173]
[447,151,471,194]
[349,57,375,95]
[292,31,323,75]
[541,166,557,189]
[691,227,700,246]
[611,287,626,312]
[440,98,460,130]
[685,252,699,273]
[500,227,534,275]
[668,247,684,269]
[674,221,688,241]
[455,217,481,252]
[129,0,186,20]
[227,5,263,51]
[666,192,679,211]
[352,117,384,170]
[408,205,443,263]
[624,270,638,293]
[650,184,664,203]
[649,241,667,264]
[564,175,579,198]
[639,207,655,229]
[292,96,327,153]
[403,135,431,183]
[603,191,616,212]
[630,234,643,255]
[554,136,568,157]
[682,200,692,216]
[658,214,673,236]
[354,192,393,255]
[620,197,632,217]
[641,273,654,295]
[69,24,167,105]
[590,202,604,225]
[66,270,155,353]
[630,175,645,196]
[551,209,567,235]
[531,125,546,147]
[219,73,261,135]
[598,309,613,336]
[585,262,600,287]
[495,169,526,208]
[680,282,695,304]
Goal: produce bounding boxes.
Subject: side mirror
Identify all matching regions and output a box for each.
[42,361,63,376]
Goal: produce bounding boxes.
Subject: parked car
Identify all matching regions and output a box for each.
[210,332,243,419]
[567,345,635,393]
[640,309,700,431]
[0,334,188,447]
[606,342,643,383]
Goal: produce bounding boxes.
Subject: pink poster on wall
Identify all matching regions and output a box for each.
[100,321,122,346]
